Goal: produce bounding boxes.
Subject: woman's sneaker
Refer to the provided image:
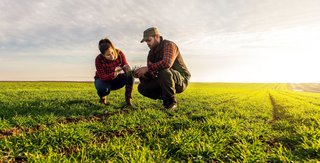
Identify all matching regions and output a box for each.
[100,96,110,105]
[126,98,133,106]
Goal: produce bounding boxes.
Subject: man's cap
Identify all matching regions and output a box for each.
[140,27,160,43]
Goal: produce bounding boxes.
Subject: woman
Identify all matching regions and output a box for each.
[94,38,134,106]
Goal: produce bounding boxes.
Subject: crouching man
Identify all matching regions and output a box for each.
[135,27,191,110]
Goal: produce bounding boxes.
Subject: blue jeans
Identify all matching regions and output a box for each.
[94,73,134,99]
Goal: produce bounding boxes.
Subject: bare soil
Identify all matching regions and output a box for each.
[289,83,320,93]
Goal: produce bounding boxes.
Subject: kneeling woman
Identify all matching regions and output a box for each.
[94,38,134,106]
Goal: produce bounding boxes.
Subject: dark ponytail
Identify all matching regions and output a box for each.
[98,38,115,54]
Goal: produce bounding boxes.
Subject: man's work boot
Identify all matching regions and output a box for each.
[163,96,177,110]
[165,102,177,110]
[162,98,168,108]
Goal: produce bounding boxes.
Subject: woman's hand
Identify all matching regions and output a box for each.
[123,65,131,73]
[115,66,123,76]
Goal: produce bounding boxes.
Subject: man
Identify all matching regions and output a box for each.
[135,27,191,110]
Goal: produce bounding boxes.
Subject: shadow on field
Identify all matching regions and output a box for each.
[0,99,108,120]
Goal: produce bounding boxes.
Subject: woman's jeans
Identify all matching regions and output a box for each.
[94,73,134,99]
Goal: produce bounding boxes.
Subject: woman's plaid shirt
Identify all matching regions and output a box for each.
[94,49,129,81]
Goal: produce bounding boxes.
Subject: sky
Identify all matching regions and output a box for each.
[1,0,320,82]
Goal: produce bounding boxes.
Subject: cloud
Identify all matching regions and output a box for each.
[1,0,320,81]
[1,0,319,53]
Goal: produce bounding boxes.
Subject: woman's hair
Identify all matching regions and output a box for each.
[98,38,118,58]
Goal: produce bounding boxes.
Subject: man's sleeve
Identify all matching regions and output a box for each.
[148,42,177,71]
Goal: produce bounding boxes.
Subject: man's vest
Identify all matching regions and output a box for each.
[147,37,191,80]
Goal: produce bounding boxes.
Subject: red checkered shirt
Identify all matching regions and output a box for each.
[148,41,177,72]
[94,49,129,81]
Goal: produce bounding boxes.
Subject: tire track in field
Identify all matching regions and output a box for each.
[267,93,315,152]
[269,93,293,121]
[268,93,294,149]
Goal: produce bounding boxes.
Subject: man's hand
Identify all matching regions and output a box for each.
[134,66,148,78]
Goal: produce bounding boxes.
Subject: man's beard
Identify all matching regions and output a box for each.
[149,42,158,50]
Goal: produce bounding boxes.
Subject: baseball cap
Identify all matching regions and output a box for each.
[140,27,160,43]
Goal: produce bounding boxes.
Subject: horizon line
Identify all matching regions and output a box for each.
[0,80,319,84]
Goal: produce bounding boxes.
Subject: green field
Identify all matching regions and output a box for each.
[0,82,320,162]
